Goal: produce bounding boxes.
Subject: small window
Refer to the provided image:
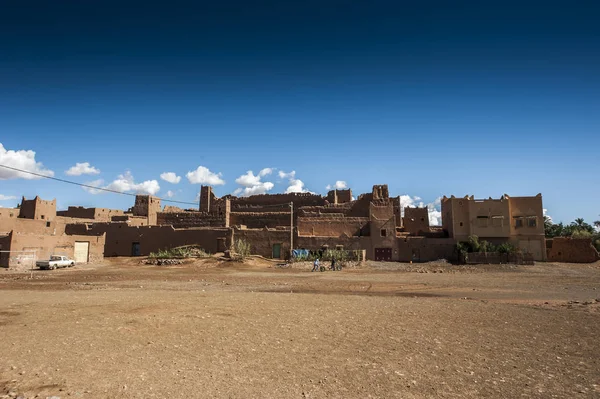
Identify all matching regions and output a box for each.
[515,217,524,228]
[491,216,504,227]
[41,215,45,219]
[335,245,343,251]
[459,222,463,227]
[477,216,488,228]
[46,222,51,227]
[527,217,537,227]
[380,229,387,237]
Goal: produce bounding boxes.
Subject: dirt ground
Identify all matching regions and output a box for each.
[1,258,600,399]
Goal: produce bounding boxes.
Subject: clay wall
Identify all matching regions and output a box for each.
[296,235,369,253]
[57,207,125,221]
[508,195,544,237]
[230,192,326,209]
[468,198,511,238]
[0,208,19,220]
[131,195,161,225]
[6,232,105,268]
[370,202,395,221]
[19,196,56,221]
[297,217,369,237]
[395,237,457,262]
[546,237,599,263]
[66,223,231,256]
[233,228,291,259]
[157,212,226,228]
[403,207,430,235]
[229,212,289,229]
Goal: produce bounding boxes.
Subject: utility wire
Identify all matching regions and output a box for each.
[0,164,199,206]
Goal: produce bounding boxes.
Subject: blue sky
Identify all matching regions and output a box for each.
[0,1,598,225]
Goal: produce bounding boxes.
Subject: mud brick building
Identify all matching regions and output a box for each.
[1,184,560,268]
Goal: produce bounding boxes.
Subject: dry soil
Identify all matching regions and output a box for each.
[1,258,599,398]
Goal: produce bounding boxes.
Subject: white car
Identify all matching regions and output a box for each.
[36,255,75,270]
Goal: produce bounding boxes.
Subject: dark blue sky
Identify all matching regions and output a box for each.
[0,1,598,224]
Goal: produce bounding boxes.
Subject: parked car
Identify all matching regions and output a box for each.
[36,255,75,270]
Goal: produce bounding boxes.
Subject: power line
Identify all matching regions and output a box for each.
[0,164,199,206]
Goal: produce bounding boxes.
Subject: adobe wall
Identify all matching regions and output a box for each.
[233,228,291,259]
[403,207,430,235]
[297,217,369,237]
[229,212,289,229]
[132,195,161,225]
[326,189,353,204]
[508,195,544,237]
[57,207,125,221]
[0,208,19,220]
[7,232,105,268]
[547,237,600,263]
[230,192,326,209]
[19,196,56,221]
[296,235,370,253]
[157,212,226,228]
[66,223,231,256]
[395,237,457,262]
[297,204,354,217]
[468,198,511,238]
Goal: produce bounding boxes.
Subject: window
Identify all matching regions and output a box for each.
[380,229,387,237]
[476,216,489,228]
[335,245,343,251]
[491,216,504,227]
[41,215,45,219]
[46,222,51,227]
[527,217,537,227]
[514,217,524,228]
[459,222,463,227]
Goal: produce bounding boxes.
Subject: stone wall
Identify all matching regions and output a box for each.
[547,238,600,263]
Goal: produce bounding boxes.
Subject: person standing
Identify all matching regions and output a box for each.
[330,257,336,271]
[312,258,320,272]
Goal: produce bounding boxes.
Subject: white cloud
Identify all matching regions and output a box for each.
[258,168,274,177]
[0,143,54,180]
[186,166,225,185]
[84,171,160,196]
[65,162,100,176]
[279,170,312,194]
[0,194,17,201]
[83,179,105,195]
[326,181,348,190]
[166,190,175,198]
[160,172,181,184]
[278,170,295,180]
[234,169,275,197]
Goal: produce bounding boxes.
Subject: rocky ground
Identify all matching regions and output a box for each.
[1,258,599,398]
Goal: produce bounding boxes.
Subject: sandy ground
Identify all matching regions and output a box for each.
[1,258,600,399]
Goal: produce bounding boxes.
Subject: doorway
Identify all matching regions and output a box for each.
[272,243,282,259]
[131,242,141,256]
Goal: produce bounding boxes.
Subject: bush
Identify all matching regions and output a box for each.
[232,239,251,259]
[572,230,593,239]
[148,245,209,259]
[496,242,518,254]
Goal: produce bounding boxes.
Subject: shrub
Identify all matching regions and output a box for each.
[232,239,251,259]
